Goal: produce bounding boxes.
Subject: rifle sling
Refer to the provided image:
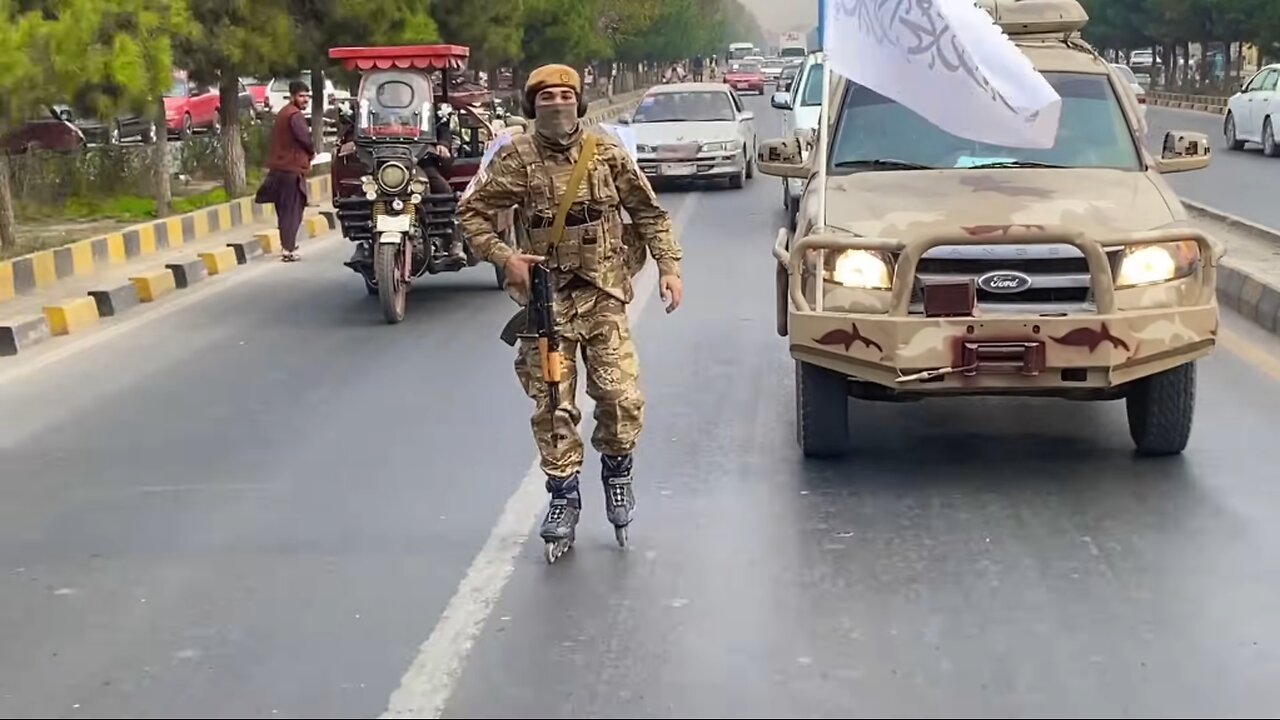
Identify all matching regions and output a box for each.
[548,133,598,249]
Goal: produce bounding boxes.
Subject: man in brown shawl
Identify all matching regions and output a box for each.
[256,80,315,261]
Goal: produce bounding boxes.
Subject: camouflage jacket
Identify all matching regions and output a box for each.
[458,128,682,303]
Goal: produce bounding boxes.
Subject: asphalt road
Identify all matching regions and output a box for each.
[2,94,1280,718]
[1145,105,1280,228]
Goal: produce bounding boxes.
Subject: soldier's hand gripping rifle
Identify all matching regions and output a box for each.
[528,263,561,448]
[499,263,562,448]
[496,133,598,450]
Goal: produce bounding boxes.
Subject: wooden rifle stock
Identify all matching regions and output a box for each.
[530,264,561,447]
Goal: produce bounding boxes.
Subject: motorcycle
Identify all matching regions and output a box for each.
[328,44,505,324]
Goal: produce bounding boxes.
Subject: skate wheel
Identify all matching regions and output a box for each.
[615,525,628,548]
[544,539,572,564]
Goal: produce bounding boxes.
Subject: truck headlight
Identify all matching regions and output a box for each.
[824,249,892,290]
[1114,240,1199,288]
[700,140,739,153]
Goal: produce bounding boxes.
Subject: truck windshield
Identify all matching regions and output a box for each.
[829,72,1140,172]
[780,47,806,59]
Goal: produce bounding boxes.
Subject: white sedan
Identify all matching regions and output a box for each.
[619,83,758,189]
[1225,63,1280,155]
[1110,63,1147,126]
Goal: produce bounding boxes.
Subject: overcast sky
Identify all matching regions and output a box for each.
[739,0,818,35]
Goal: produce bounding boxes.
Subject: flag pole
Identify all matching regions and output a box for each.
[816,54,830,233]
[813,0,831,312]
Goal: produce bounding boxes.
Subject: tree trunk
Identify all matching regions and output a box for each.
[310,67,325,156]
[153,97,171,217]
[0,153,16,251]
[220,71,247,197]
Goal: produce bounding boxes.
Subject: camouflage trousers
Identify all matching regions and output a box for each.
[514,284,644,478]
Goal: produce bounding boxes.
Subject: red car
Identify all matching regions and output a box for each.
[0,109,85,154]
[241,77,270,115]
[724,61,765,95]
[164,73,220,138]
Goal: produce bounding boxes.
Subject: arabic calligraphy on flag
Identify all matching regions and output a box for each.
[823,0,1062,149]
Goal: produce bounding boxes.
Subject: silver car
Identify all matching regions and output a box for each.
[620,83,758,189]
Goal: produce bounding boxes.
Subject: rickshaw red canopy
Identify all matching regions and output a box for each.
[328,45,470,71]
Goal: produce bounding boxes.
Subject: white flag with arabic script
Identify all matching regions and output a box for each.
[823,0,1062,149]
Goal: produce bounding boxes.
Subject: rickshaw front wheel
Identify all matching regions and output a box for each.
[375,242,408,324]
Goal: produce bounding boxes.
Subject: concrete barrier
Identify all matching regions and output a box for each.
[88,283,141,317]
[42,297,99,335]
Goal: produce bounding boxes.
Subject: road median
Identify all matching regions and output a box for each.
[1146,90,1229,116]
[1187,204,1280,335]
[0,211,339,356]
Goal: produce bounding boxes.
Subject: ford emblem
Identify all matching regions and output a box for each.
[977,270,1033,294]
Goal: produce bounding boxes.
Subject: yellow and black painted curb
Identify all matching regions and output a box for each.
[0,174,333,305]
[1145,91,1228,116]
[1185,202,1280,336]
[0,210,338,357]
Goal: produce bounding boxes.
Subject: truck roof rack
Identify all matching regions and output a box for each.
[977,0,1089,35]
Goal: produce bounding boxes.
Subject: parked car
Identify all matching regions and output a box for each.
[165,74,218,138]
[51,105,154,145]
[241,76,270,116]
[620,83,757,189]
[164,74,255,138]
[1225,63,1280,155]
[266,72,350,114]
[724,61,765,95]
[0,108,86,153]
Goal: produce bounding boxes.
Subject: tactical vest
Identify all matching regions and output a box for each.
[507,133,648,303]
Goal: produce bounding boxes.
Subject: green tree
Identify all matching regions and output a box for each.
[520,0,608,68]
[714,0,767,52]
[432,0,524,70]
[175,0,294,197]
[0,0,52,250]
[1080,0,1154,52]
[0,0,189,250]
[608,0,762,64]
[597,0,664,52]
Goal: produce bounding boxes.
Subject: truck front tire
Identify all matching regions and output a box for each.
[1126,361,1196,456]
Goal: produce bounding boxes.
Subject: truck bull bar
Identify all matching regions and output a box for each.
[773,226,1219,317]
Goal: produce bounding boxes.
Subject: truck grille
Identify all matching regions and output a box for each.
[908,244,1111,313]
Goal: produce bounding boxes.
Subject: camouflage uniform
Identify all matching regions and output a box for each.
[458,67,682,489]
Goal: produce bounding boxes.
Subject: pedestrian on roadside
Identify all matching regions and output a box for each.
[255,80,314,262]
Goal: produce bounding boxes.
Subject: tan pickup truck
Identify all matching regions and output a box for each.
[758,0,1221,458]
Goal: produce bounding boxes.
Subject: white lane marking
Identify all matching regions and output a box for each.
[380,191,703,719]
[0,233,342,387]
